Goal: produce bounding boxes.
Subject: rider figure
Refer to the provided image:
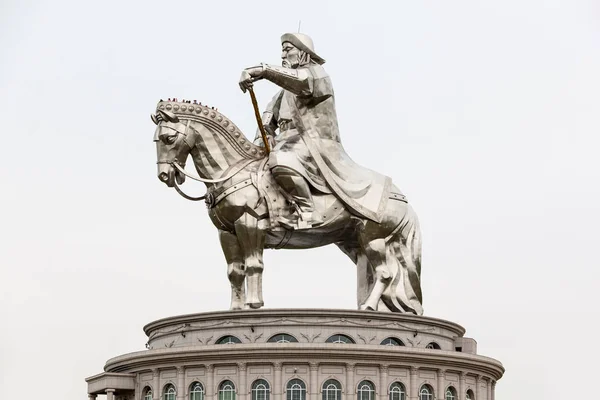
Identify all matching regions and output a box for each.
[239,33,391,229]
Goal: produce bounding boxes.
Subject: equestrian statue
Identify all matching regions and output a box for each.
[153,33,424,314]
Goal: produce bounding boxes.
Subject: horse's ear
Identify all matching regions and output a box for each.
[151,113,159,125]
[158,109,179,123]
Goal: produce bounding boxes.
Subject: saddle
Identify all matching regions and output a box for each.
[253,158,345,231]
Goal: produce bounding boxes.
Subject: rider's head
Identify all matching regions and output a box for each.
[281,42,309,68]
[280,33,325,69]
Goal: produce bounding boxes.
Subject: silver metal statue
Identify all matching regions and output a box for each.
[153,33,423,314]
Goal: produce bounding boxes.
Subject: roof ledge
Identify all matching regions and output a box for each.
[85,372,135,395]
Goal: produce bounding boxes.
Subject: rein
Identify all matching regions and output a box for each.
[158,117,258,202]
[174,180,205,201]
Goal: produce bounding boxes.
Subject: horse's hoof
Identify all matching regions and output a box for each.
[246,301,264,309]
[359,304,375,311]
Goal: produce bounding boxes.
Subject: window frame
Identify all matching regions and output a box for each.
[143,387,153,400]
[418,385,433,400]
[380,337,405,346]
[190,382,205,400]
[322,379,342,400]
[445,387,457,400]
[164,384,176,400]
[219,380,237,400]
[251,379,271,400]
[325,334,355,344]
[357,380,375,400]
[388,382,406,400]
[286,379,307,400]
[267,334,299,343]
[216,336,242,345]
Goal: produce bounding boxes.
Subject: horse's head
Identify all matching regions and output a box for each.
[152,109,195,187]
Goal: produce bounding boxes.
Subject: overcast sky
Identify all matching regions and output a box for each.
[1,0,599,399]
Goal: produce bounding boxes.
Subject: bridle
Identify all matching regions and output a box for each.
[156,117,255,202]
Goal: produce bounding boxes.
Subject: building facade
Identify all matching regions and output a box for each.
[86,309,503,400]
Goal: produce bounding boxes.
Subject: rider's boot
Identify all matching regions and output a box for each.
[272,166,323,229]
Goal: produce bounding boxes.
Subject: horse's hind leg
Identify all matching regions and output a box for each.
[219,229,246,310]
[336,243,373,310]
[234,212,266,309]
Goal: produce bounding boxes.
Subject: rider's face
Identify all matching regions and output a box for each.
[281,42,302,68]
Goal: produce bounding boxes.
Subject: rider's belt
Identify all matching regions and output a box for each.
[278,120,295,132]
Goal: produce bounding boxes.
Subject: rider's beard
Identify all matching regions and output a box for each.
[282,51,308,69]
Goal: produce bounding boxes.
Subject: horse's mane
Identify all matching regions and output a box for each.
[156,100,265,160]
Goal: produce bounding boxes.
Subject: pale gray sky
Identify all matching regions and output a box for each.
[1,0,599,398]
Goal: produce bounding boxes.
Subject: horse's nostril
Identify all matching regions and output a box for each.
[159,173,169,182]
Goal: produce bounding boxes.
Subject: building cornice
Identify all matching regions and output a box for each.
[104,343,504,380]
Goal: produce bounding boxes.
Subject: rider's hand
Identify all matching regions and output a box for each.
[239,66,264,93]
[253,132,276,149]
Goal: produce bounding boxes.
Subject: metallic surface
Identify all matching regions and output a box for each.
[153,33,423,314]
[248,88,271,153]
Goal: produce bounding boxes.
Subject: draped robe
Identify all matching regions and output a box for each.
[261,64,392,223]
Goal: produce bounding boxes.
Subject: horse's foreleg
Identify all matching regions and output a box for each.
[219,229,246,310]
[358,238,392,311]
[234,212,266,309]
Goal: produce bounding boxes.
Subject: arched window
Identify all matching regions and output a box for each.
[466,389,475,400]
[287,379,306,400]
[419,385,433,400]
[216,336,242,344]
[251,379,270,400]
[425,342,441,350]
[445,387,457,400]
[389,382,406,400]
[325,334,355,344]
[322,379,342,400]
[380,337,405,346]
[143,387,153,400]
[268,334,298,343]
[357,381,375,400]
[190,382,204,400]
[219,380,236,400]
[164,384,176,400]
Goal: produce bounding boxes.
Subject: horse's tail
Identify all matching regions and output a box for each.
[381,203,424,315]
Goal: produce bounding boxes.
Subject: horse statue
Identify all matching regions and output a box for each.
[153,100,423,314]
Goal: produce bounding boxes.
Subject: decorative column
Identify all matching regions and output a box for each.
[274,362,283,400]
[177,367,185,400]
[475,376,481,400]
[379,365,389,400]
[153,369,160,400]
[437,369,445,400]
[88,394,97,400]
[309,363,319,400]
[409,367,418,400]
[458,373,465,400]
[238,363,247,400]
[106,389,116,400]
[486,379,492,400]
[491,381,496,400]
[206,364,215,400]
[346,363,355,400]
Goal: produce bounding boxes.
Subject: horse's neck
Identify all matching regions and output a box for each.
[188,120,251,180]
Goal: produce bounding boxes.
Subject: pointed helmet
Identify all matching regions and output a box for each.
[280,33,326,65]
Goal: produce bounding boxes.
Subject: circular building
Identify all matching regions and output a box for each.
[86,309,503,400]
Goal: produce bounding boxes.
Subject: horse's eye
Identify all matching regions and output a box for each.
[166,135,177,144]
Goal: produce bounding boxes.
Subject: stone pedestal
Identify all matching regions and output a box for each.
[86,309,503,400]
